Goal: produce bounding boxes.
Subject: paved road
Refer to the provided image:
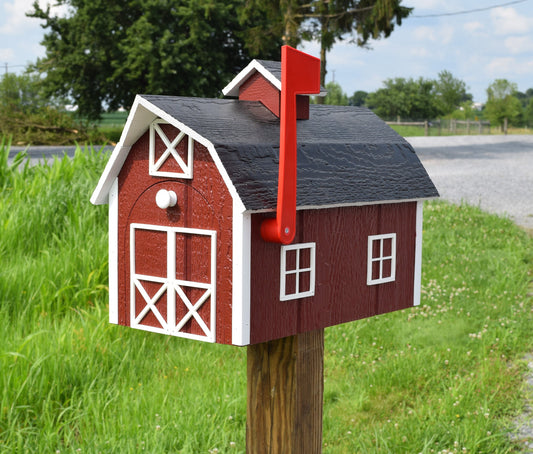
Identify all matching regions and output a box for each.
[407,135,533,231]
[8,144,114,166]
[9,136,533,230]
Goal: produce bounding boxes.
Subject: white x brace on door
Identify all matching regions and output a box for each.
[130,223,216,342]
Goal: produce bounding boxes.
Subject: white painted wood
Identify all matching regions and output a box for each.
[232,199,251,346]
[155,189,177,209]
[149,120,193,179]
[246,197,439,214]
[91,95,158,205]
[222,60,281,97]
[367,233,397,286]
[91,96,245,215]
[108,178,119,324]
[279,242,316,301]
[413,201,424,306]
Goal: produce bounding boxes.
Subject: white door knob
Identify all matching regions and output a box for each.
[155,189,177,209]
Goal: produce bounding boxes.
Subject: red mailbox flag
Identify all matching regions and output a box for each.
[261,46,321,244]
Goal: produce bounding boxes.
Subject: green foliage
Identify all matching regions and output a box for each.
[28,0,281,120]
[366,76,442,120]
[1,142,532,451]
[447,101,478,121]
[0,72,101,145]
[434,70,472,115]
[322,81,349,105]
[0,72,48,114]
[484,79,524,128]
[366,71,472,120]
[349,90,368,106]
[525,98,533,127]
[29,0,411,116]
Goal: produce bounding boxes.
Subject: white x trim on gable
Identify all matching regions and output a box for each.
[149,119,194,179]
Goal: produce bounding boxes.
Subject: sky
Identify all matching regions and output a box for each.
[1,0,532,104]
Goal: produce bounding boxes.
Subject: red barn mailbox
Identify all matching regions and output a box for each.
[91,47,438,346]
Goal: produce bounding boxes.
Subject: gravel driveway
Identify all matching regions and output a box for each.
[408,135,533,231]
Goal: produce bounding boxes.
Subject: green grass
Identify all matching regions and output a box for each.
[390,124,533,137]
[1,137,532,453]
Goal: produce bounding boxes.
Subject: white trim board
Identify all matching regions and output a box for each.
[231,199,251,346]
[108,178,119,324]
[413,200,424,307]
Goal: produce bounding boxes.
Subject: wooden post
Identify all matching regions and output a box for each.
[246,329,324,454]
[424,120,428,136]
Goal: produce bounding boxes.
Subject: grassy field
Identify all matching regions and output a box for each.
[1,137,532,453]
[389,124,533,137]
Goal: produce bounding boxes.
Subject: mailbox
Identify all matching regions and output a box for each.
[91,46,438,346]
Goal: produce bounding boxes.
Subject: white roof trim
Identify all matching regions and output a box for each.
[90,95,244,210]
[222,60,281,97]
[243,196,438,214]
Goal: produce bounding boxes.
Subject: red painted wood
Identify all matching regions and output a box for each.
[250,202,418,345]
[239,72,280,117]
[238,66,310,120]
[261,46,321,244]
[117,123,234,344]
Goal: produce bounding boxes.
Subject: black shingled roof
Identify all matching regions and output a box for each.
[141,94,438,211]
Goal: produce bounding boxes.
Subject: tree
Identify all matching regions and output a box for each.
[0,72,46,114]
[240,0,412,88]
[484,79,523,129]
[525,98,533,127]
[28,0,282,119]
[349,90,368,106]
[434,70,472,116]
[365,77,441,120]
[0,72,94,144]
[321,81,349,105]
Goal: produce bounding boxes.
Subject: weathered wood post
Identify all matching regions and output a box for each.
[247,330,324,453]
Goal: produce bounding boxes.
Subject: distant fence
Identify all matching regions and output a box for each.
[386,118,491,136]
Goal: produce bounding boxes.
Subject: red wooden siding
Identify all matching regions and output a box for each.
[249,202,417,345]
[239,71,310,119]
[117,123,234,344]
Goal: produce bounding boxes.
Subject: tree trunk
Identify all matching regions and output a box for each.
[316,18,329,105]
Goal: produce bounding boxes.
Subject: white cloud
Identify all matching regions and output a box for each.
[439,25,454,45]
[490,7,533,35]
[407,0,451,11]
[0,48,14,60]
[486,57,533,77]
[413,26,436,41]
[464,21,484,34]
[0,0,69,35]
[412,24,454,44]
[0,0,39,35]
[410,47,431,57]
[504,36,533,54]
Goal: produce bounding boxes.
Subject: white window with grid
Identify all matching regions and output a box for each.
[280,242,316,301]
[149,119,194,179]
[367,233,396,285]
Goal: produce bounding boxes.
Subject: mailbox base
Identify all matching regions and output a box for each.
[246,329,324,453]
